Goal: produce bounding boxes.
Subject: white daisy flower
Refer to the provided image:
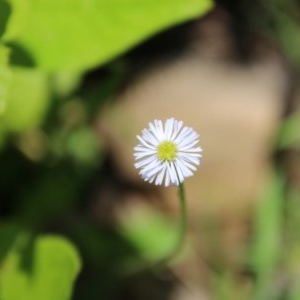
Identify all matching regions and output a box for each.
[134,118,202,187]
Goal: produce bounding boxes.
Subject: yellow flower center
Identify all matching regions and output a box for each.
[157,141,177,162]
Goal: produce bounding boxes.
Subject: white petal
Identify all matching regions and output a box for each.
[174,127,190,144]
[137,135,156,149]
[178,139,199,150]
[141,159,163,177]
[134,146,156,154]
[164,167,171,187]
[149,122,163,142]
[182,155,200,166]
[155,120,165,139]
[175,158,193,177]
[173,160,185,183]
[170,120,183,140]
[177,155,197,171]
[134,151,157,159]
[169,163,179,185]
[155,163,167,185]
[148,174,156,183]
[142,129,160,146]
[134,155,156,169]
[177,132,199,148]
[179,146,202,153]
[164,118,174,140]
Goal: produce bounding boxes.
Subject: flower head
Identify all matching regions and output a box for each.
[134,118,202,186]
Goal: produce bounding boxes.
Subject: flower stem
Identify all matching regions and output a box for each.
[176,182,187,255]
[155,182,187,269]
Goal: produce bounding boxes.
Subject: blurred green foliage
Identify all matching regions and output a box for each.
[0,0,10,39]
[119,207,179,267]
[0,46,11,114]
[0,228,81,300]
[3,67,50,132]
[1,0,300,299]
[250,172,285,300]
[3,0,212,71]
[277,111,300,150]
[0,0,213,299]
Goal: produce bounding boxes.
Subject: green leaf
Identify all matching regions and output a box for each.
[0,45,11,114]
[0,234,81,300]
[0,223,20,265]
[277,112,300,150]
[119,206,177,264]
[66,126,101,166]
[274,9,300,66]
[249,171,285,300]
[284,187,300,300]
[212,272,239,300]
[2,67,50,132]
[5,0,213,71]
[0,0,11,39]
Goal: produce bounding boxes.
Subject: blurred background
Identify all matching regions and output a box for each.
[1,0,300,299]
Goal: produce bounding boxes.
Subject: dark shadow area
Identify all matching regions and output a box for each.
[0,0,11,38]
[0,223,19,265]
[7,42,36,68]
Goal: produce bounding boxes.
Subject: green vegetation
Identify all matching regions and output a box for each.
[1,0,300,299]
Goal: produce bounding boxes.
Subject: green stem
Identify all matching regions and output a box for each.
[176,182,187,255]
[155,182,187,269]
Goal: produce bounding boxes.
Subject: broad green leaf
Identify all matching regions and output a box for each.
[119,206,178,264]
[0,235,81,300]
[0,45,11,114]
[2,67,50,132]
[1,0,28,40]
[0,0,11,39]
[5,0,213,71]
